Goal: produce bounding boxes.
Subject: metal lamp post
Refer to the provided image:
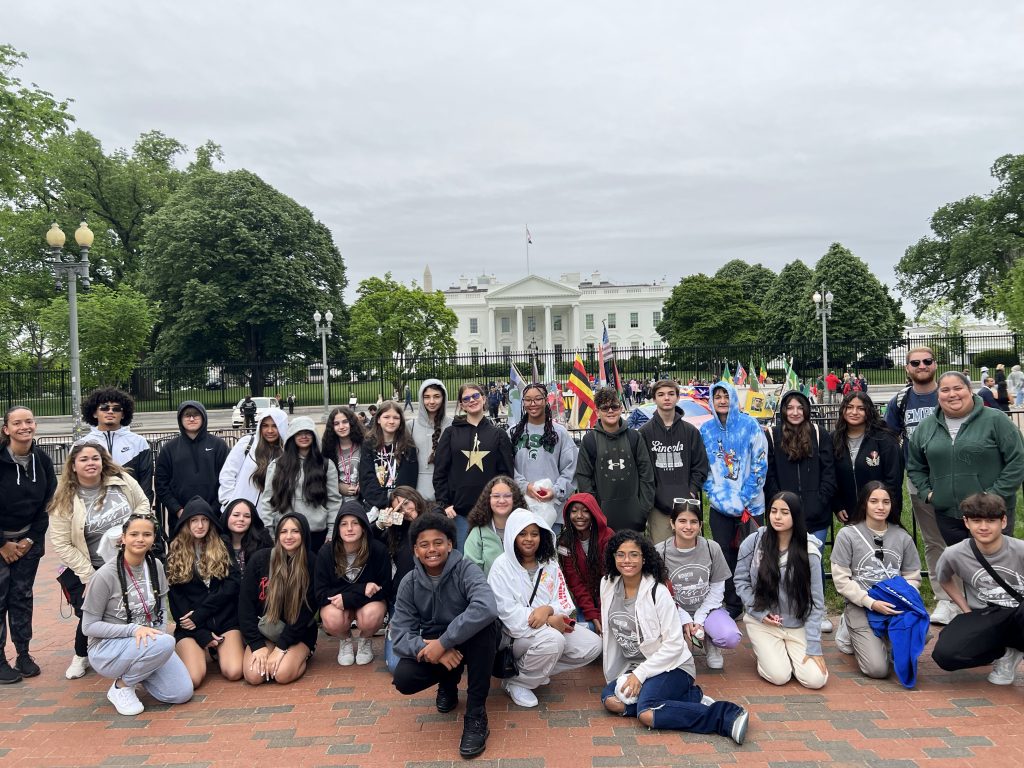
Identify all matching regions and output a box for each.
[527,336,539,382]
[812,285,834,393]
[313,310,333,423]
[46,222,93,438]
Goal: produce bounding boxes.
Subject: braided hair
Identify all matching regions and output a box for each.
[556,501,603,610]
[509,383,558,452]
[115,514,165,626]
[421,384,447,464]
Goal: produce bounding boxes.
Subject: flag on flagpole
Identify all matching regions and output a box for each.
[735,362,748,387]
[748,360,760,393]
[525,225,532,244]
[784,356,800,392]
[568,355,597,428]
[510,362,527,392]
[531,355,539,384]
[598,322,614,387]
[611,357,624,402]
[758,359,768,385]
[721,361,732,383]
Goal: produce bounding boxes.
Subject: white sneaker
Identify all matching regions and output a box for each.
[988,648,1023,685]
[835,614,854,655]
[355,638,373,665]
[107,681,144,716]
[705,644,724,670]
[503,680,539,708]
[65,654,90,680]
[820,617,834,633]
[337,638,355,666]
[700,694,716,706]
[930,600,960,626]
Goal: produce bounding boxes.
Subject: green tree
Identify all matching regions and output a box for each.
[349,273,458,394]
[760,260,816,345]
[714,260,777,305]
[897,154,1024,316]
[996,259,1024,333]
[143,169,346,391]
[38,284,153,387]
[657,274,764,348]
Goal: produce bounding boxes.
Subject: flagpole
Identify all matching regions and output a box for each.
[525,224,531,275]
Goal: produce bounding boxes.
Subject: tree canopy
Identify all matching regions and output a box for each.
[714,260,777,306]
[656,274,764,348]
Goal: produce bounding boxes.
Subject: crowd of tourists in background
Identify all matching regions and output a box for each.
[3,344,1024,759]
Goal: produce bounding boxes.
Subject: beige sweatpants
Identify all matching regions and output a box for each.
[743,614,829,689]
[844,604,889,679]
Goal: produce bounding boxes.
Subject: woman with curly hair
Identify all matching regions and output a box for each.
[219,409,288,511]
[82,386,153,504]
[48,439,149,680]
[556,492,613,634]
[831,391,903,523]
[167,497,243,687]
[734,491,828,689]
[600,530,748,743]
[322,407,364,502]
[408,380,452,502]
[463,476,526,577]
[508,383,578,530]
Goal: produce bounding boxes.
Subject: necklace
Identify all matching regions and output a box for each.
[125,562,154,624]
[337,444,355,483]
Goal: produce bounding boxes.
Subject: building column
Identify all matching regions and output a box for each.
[543,304,552,381]
[572,304,582,351]
[488,305,496,354]
[516,305,524,350]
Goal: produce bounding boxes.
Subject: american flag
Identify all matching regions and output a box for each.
[599,322,614,386]
[525,225,532,244]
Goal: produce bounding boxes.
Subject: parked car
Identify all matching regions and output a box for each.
[231,396,282,427]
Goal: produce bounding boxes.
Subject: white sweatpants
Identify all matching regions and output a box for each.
[510,624,602,690]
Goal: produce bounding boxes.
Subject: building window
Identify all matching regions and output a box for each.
[653,311,662,326]
[631,341,640,352]
[630,312,639,328]
[607,313,617,329]
[469,318,478,334]
[585,314,594,330]
[586,342,595,356]
[501,316,510,334]
[554,344,564,362]
[470,346,480,364]
[502,345,511,357]
[553,315,562,331]
[527,316,536,333]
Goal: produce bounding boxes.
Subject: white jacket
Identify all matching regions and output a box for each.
[487,509,575,639]
[218,409,288,510]
[600,573,693,683]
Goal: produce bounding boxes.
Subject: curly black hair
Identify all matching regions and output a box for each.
[409,511,457,546]
[602,530,668,583]
[83,386,136,427]
[512,520,556,564]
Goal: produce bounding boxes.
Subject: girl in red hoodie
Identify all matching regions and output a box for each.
[556,493,614,634]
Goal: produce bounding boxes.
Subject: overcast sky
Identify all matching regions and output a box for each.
[6,2,1023,309]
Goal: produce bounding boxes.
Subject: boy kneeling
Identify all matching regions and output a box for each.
[932,493,1024,684]
[391,512,498,759]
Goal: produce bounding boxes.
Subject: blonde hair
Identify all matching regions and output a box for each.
[48,442,125,519]
[166,518,233,585]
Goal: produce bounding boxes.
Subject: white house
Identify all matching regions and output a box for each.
[437,269,670,357]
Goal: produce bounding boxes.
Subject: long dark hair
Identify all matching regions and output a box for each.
[384,486,428,556]
[321,406,365,463]
[251,414,285,493]
[557,500,603,609]
[778,393,812,461]
[466,475,527,528]
[115,514,165,626]
[832,391,892,459]
[848,480,903,528]
[509,383,558,452]
[421,383,448,464]
[270,429,328,513]
[366,401,414,455]
[754,491,812,620]
[603,530,668,584]
[223,499,272,564]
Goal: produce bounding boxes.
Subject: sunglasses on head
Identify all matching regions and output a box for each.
[672,498,701,507]
[98,404,123,413]
[907,358,934,368]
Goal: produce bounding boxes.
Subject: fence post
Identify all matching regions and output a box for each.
[379,356,386,402]
[60,368,67,416]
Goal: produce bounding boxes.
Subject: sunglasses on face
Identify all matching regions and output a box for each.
[98,405,123,413]
[907,358,934,368]
[599,404,621,413]
[461,392,482,403]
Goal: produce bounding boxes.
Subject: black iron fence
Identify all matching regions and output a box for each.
[5,332,1022,417]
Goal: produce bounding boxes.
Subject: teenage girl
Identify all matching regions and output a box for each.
[218,409,287,510]
[81,513,193,715]
[167,497,244,687]
[358,401,418,514]
[464,475,527,577]
[409,379,452,502]
[322,407,364,502]
[316,500,390,666]
[734,491,828,689]
[556,492,613,634]
[220,498,273,576]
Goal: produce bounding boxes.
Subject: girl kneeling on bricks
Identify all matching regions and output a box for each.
[239,512,317,685]
[601,530,749,744]
[81,513,193,715]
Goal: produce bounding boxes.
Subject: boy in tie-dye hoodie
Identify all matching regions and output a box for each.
[700,381,768,618]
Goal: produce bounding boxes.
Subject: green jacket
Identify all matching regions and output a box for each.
[463,524,504,577]
[907,395,1024,518]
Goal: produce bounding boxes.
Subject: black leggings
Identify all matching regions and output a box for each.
[709,509,758,618]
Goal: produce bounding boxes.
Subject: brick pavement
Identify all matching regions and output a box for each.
[2,551,1023,768]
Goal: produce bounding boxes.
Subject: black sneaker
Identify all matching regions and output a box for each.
[436,683,458,714]
[0,661,22,685]
[459,713,488,759]
[15,654,40,678]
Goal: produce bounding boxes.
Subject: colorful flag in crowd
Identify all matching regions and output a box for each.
[598,322,614,387]
[748,360,760,393]
[568,354,597,428]
[721,361,732,383]
[758,359,768,385]
[509,362,528,422]
[784,356,800,392]
[735,361,748,387]
[510,362,527,392]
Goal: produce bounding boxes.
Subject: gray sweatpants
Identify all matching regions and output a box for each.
[510,624,602,690]
[88,634,193,704]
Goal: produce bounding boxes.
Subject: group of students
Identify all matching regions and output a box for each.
[4,352,1024,759]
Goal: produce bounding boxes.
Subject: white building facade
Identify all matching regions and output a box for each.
[439,270,670,356]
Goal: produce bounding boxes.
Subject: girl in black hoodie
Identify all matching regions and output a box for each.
[167,497,242,687]
[221,499,273,576]
[432,383,514,550]
[315,501,391,667]
[831,392,903,523]
[238,512,317,686]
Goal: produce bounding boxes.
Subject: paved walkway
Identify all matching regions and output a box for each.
[2,551,1023,768]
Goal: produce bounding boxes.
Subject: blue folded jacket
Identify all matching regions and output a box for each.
[866,575,930,689]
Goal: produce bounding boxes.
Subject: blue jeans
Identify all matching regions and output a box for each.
[601,668,742,735]
[454,514,469,552]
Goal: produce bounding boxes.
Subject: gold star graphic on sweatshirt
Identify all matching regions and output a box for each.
[462,433,490,471]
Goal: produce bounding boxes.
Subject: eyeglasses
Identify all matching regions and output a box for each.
[873,535,884,561]
[614,551,642,561]
[599,404,622,413]
[182,412,202,420]
[461,392,483,403]
[523,397,546,404]
[907,358,934,368]
[672,498,701,507]
[98,404,123,413]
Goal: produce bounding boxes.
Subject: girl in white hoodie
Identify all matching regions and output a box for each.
[487,509,601,708]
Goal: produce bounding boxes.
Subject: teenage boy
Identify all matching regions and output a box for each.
[391,512,498,759]
[885,346,956,625]
[574,386,655,533]
[931,493,1024,685]
[639,380,709,542]
[154,401,228,525]
[83,387,153,503]
[699,381,768,619]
